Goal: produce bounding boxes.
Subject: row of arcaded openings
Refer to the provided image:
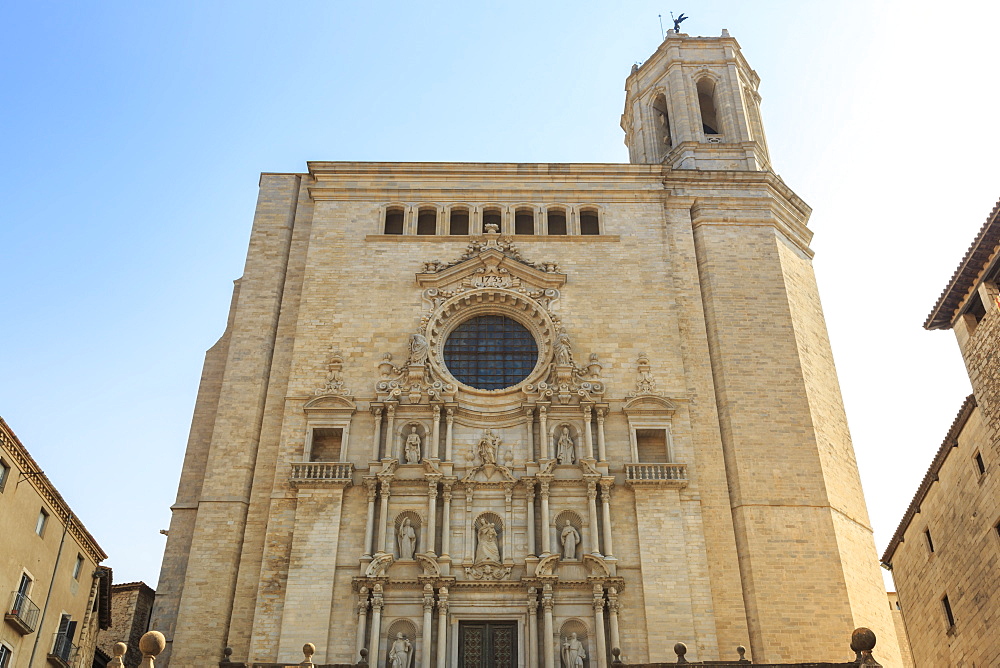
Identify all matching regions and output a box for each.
[384,207,600,236]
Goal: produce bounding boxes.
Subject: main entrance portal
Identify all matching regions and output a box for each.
[458,621,517,668]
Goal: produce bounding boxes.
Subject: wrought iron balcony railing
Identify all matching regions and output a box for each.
[47,632,78,668]
[5,591,40,634]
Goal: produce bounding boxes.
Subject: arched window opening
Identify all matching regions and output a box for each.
[652,93,671,153]
[546,209,567,235]
[449,208,470,235]
[417,208,437,235]
[696,78,720,135]
[384,207,404,235]
[579,210,600,235]
[515,208,535,235]
[483,207,502,231]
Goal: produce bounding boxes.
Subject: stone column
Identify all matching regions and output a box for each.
[526,407,535,461]
[525,481,536,557]
[441,483,453,557]
[370,407,383,461]
[445,408,455,461]
[592,586,608,668]
[542,586,555,668]
[607,587,621,656]
[586,480,600,555]
[431,404,442,459]
[362,477,378,558]
[539,480,552,555]
[464,487,475,563]
[422,585,435,668]
[385,404,396,459]
[369,585,384,662]
[426,478,439,555]
[582,405,594,459]
[436,587,449,668]
[596,408,607,463]
[539,406,549,459]
[599,479,614,558]
[354,587,369,662]
[527,588,539,668]
[376,479,391,554]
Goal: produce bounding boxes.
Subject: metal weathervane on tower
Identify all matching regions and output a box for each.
[671,12,688,32]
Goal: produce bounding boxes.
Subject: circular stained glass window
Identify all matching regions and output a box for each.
[443,315,539,390]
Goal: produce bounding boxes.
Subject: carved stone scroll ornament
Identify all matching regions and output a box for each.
[525,332,605,405]
[461,430,516,484]
[365,553,394,577]
[629,352,664,397]
[315,348,351,396]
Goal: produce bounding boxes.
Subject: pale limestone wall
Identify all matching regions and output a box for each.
[155,161,893,668]
[886,593,914,668]
[891,406,1000,667]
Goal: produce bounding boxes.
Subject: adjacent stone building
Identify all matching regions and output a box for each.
[151,30,902,667]
[94,583,154,668]
[0,418,111,668]
[882,198,1000,667]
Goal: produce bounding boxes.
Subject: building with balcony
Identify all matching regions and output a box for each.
[150,29,901,668]
[0,418,111,668]
[882,198,1000,667]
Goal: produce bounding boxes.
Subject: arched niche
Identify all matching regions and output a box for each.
[396,422,429,464]
[554,510,584,561]
[550,422,582,465]
[394,511,422,560]
[473,512,504,563]
[558,619,591,668]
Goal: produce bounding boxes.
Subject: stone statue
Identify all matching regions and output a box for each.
[560,520,580,560]
[408,333,429,365]
[388,632,412,668]
[554,331,573,366]
[404,426,422,463]
[477,429,500,466]
[671,12,687,32]
[561,633,586,668]
[475,521,501,563]
[556,426,576,465]
[398,518,416,560]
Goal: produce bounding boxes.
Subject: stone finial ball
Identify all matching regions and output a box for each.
[302,643,316,658]
[139,631,166,656]
[112,643,127,658]
[673,642,687,656]
[850,627,876,652]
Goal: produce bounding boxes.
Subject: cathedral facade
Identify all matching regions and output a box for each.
[150,31,901,667]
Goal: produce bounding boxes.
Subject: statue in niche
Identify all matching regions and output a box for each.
[398,518,417,560]
[475,521,501,563]
[476,429,500,466]
[404,427,422,464]
[561,633,586,668]
[560,520,581,560]
[407,333,429,365]
[556,426,576,465]
[388,633,412,668]
[554,331,573,366]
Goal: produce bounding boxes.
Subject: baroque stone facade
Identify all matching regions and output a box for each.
[151,30,900,668]
[882,197,1000,667]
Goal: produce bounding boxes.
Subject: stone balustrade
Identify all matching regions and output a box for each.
[624,463,688,487]
[289,462,354,485]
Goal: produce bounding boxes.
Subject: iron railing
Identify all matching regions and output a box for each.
[5,591,40,634]
[48,632,78,667]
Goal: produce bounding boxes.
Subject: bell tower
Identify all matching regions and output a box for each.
[621,29,771,170]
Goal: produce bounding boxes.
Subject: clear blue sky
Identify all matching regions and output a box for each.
[2,1,997,587]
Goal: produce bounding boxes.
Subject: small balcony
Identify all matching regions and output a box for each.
[624,463,688,487]
[5,591,40,635]
[47,632,78,668]
[289,462,354,486]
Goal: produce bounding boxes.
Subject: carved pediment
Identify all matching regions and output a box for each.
[303,394,357,415]
[622,395,678,416]
[417,246,565,293]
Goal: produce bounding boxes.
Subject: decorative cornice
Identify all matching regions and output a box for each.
[925,197,1000,330]
[0,417,107,564]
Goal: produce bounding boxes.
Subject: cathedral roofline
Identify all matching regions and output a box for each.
[925,196,1000,329]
